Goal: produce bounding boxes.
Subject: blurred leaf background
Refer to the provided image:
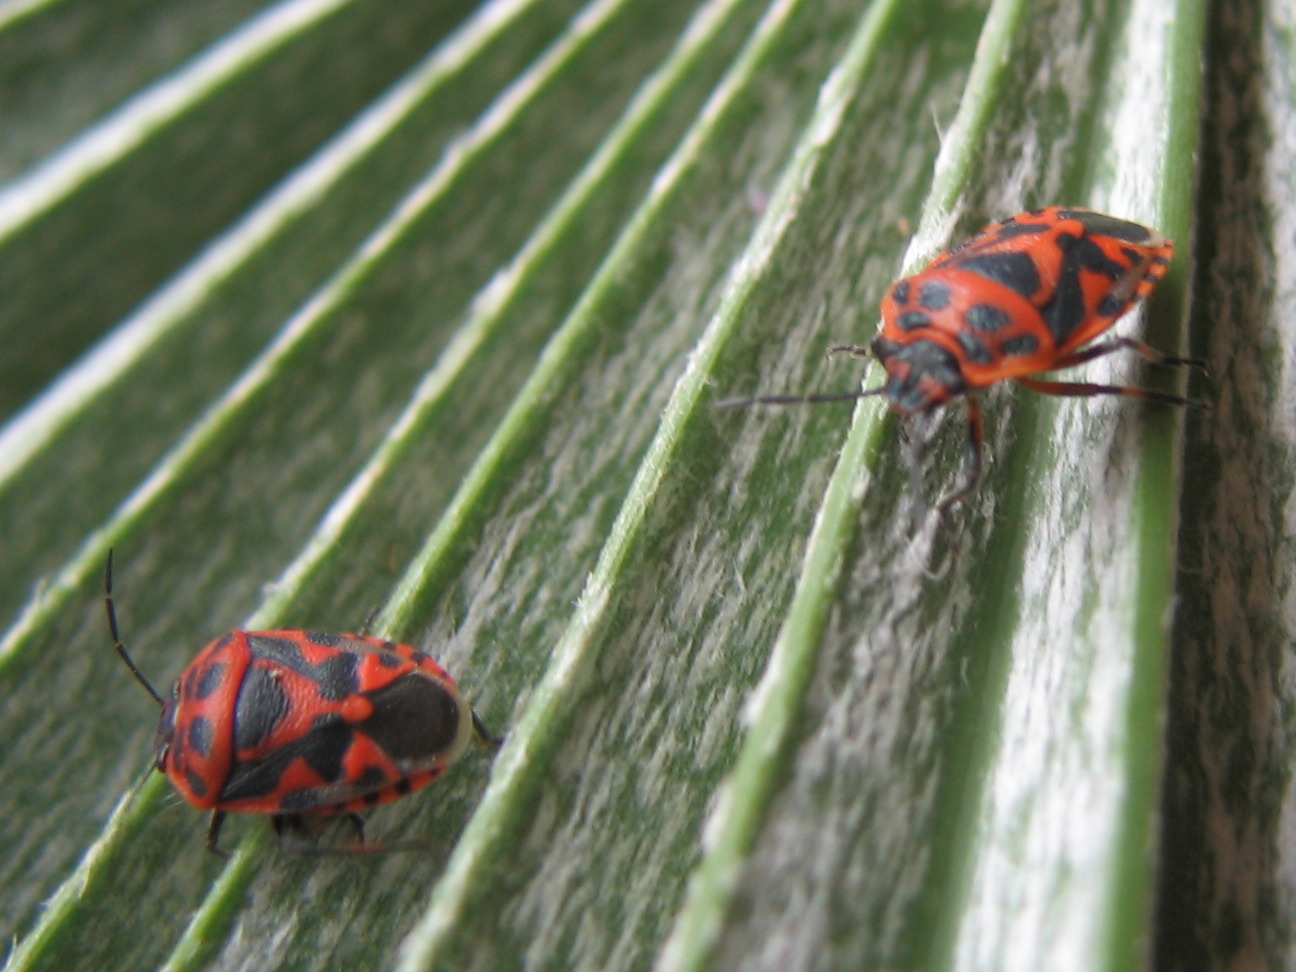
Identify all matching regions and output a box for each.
[0,0,1290,969]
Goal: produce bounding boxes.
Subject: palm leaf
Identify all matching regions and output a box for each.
[0,0,1277,969]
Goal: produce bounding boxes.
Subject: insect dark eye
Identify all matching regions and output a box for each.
[871,337,901,360]
[154,697,179,772]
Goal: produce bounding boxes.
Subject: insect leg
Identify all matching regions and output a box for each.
[357,607,381,638]
[936,397,984,513]
[274,813,428,856]
[345,813,366,843]
[1050,336,1206,372]
[1016,376,1205,409]
[206,811,230,858]
[472,709,504,749]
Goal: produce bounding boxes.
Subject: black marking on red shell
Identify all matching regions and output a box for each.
[188,716,214,757]
[185,662,226,701]
[305,632,345,647]
[1060,210,1152,243]
[302,714,351,783]
[234,664,290,751]
[359,675,462,762]
[1097,294,1125,317]
[186,769,208,799]
[897,311,931,332]
[246,634,311,667]
[990,219,1052,241]
[1040,277,1086,341]
[1040,235,1129,341]
[315,655,362,701]
[957,333,993,365]
[219,717,355,807]
[945,218,1046,259]
[919,280,951,310]
[1001,334,1041,357]
[966,304,1011,332]
[950,251,1042,299]
[891,280,910,305]
[1058,233,1127,279]
[378,651,405,668]
[247,634,361,701]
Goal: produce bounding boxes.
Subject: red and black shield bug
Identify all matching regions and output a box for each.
[723,207,1206,510]
[103,550,500,855]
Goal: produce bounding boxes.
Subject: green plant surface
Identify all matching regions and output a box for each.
[0,0,1289,970]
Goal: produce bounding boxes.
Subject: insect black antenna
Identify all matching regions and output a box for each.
[104,549,165,707]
